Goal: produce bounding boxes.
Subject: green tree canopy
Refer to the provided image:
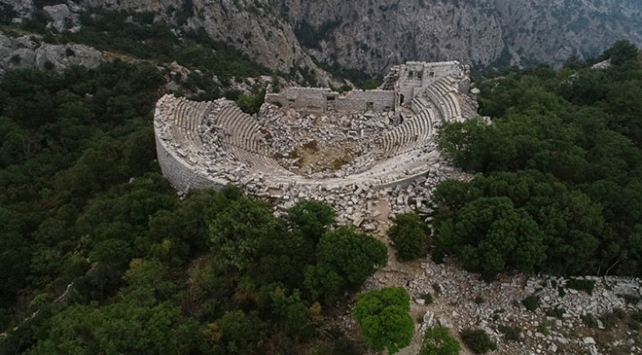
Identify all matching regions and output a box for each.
[388,212,429,261]
[208,194,285,272]
[305,227,387,304]
[287,199,336,244]
[434,196,546,280]
[352,287,414,354]
[420,326,461,355]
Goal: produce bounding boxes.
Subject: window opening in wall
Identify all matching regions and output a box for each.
[399,94,405,105]
[408,70,414,79]
[429,71,435,77]
[325,95,336,111]
[366,102,374,111]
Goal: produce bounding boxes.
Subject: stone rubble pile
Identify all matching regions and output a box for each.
[257,103,396,177]
[367,259,642,354]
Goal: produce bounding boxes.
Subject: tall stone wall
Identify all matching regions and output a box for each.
[265,87,331,110]
[265,87,395,112]
[335,90,395,112]
[155,134,224,192]
[395,61,466,103]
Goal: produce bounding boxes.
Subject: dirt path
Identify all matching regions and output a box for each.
[361,198,474,355]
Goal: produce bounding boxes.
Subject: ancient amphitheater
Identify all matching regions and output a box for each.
[154,61,478,226]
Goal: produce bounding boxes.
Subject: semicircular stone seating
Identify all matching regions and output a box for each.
[154,64,475,194]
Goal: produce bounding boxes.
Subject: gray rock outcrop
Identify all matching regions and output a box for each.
[43,4,78,32]
[0,31,103,75]
[1,0,34,21]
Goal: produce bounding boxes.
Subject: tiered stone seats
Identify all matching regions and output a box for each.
[214,104,270,156]
[378,93,438,158]
[227,145,293,177]
[425,77,462,122]
[174,99,215,155]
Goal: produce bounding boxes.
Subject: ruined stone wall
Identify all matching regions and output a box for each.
[335,90,395,112]
[396,61,465,103]
[265,87,331,110]
[265,87,395,112]
[155,132,224,192]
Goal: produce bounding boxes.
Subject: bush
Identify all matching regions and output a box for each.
[614,307,627,320]
[581,313,598,328]
[545,308,566,319]
[600,312,619,330]
[621,294,641,305]
[536,324,549,336]
[421,293,434,305]
[387,213,428,261]
[420,327,460,355]
[565,279,595,295]
[630,310,642,323]
[474,295,484,304]
[521,295,539,312]
[460,328,497,354]
[236,89,266,115]
[497,324,523,342]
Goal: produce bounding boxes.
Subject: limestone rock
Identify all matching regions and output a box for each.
[0,31,103,74]
[1,0,34,20]
[43,4,77,32]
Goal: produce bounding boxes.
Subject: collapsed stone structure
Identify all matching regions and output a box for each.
[154,61,478,224]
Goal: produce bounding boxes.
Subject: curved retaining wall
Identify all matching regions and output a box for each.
[155,130,224,192]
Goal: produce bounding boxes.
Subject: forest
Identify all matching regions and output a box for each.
[0,60,397,353]
[435,40,642,280]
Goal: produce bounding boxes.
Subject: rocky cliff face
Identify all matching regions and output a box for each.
[282,0,642,73]
[3,0,642,76]
[76,0,334,82]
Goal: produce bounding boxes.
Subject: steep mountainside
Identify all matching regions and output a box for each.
[284,0,642,73]
[4,0,642,75]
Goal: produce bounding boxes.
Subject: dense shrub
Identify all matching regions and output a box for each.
[521,296,540,312]
[420,326,460,355]
[388,213,428,261]
[566,279,595,295]
[460,328,497,354]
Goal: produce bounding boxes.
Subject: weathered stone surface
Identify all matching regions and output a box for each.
[0,31,103,74]
[43,4,77,32]
[1,0,34,20]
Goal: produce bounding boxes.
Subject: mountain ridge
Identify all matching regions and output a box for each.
[3,0,642,77]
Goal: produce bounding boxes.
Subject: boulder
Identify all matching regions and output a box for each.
[43,4,75,32]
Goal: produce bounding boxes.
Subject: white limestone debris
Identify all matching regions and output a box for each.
[154,61,477,221]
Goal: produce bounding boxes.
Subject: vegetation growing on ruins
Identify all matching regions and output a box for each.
[435,40,642,279]
[0,62,385,353]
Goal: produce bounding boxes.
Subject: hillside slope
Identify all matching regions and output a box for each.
[4,0,642,75]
